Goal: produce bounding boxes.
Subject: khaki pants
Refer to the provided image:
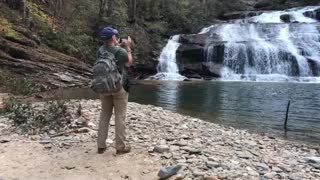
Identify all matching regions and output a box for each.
[97,88,128,150]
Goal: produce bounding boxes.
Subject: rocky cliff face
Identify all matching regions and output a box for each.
[0,1,92,92]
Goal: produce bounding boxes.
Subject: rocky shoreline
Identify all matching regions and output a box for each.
[1,100,320,180]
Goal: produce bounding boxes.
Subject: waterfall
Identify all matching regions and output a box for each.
[151,35,185,80]
[204,6,320,82]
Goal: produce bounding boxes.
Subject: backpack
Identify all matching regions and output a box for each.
[91,46,122,94]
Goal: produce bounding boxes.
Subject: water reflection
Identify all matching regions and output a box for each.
[156,82,180,111]
[131,81,320,143]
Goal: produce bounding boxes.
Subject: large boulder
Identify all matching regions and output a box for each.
[303,8,320,21]
[316,8,320,21]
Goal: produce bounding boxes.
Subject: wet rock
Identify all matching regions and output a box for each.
[280,14,291,23]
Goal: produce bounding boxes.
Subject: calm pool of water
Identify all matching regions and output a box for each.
[47,81,320,143]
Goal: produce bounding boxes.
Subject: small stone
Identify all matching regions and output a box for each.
[175,140,188,147]
[162,153,172,159]
[143,170,150,174]
[189,148,201,155]
[44,144,52,149]
[154,145,170,154]
[288,175,301,180]
[173,174,185,180]
[106,139,113,144]
[264,172,273,179]
[30,135,41,141]
[203,176,219,180]
[245,140,258,147]
[181,134,190,139]
[87,122,96,129]
[49,130,56,135]
[148,147,155,153]
[166,137,175,141]
[0,138,10,143]
[304,157,320,169]
[311,168,320,173]
[272,166,283,173]
[192,170,205,177]
[256,163,269,175]
[63,166,75,170]
[236,151,253,159]
[206,161,221,169]
[110,120,115,126]
[39,138,52,145]
[170,145,180,152]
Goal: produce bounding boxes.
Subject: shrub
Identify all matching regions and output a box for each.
[0,70,41,95]
[5,98,71,134]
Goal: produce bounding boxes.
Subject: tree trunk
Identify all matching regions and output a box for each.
[128,0,137,23]
[106,0,114,16]
[99,0,107,18]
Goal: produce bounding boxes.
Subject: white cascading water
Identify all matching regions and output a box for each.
[203,6,320,82]
[152,35,185,80]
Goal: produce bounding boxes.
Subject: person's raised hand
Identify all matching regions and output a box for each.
[127,36,132,48]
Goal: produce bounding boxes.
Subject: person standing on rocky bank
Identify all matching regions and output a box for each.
[95,27,133,155]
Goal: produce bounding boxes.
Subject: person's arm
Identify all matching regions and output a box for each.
[125,36,133,66]
[126,47,133,66]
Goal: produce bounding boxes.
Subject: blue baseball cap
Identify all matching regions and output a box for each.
[100,26,118,40]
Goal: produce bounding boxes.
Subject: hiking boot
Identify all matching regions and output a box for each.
[97,148,106,154]
[116,145,131,155]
